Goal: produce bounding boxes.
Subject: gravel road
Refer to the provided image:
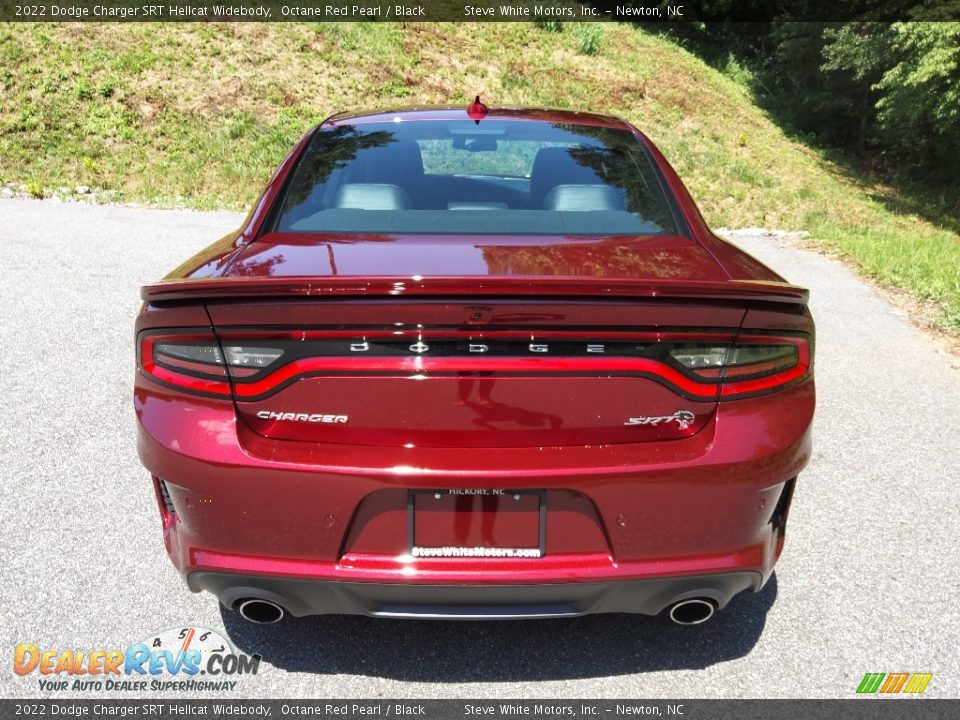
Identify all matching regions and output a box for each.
[1,198,958,699]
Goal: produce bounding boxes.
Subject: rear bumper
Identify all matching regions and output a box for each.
[136,375,813,614]
[189,570,763,619]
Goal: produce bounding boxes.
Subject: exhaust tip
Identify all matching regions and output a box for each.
[237,598,285,625]
[668,598,715,625]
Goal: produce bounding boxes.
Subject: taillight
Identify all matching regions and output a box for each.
[138,330,285,397]
[137,328,809,401]
[669,335,810,399]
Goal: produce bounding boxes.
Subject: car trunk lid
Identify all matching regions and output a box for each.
[142,233,808,448]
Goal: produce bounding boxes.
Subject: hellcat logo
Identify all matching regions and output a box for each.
[624,410,696,429]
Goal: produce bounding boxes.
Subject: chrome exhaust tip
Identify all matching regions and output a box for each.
[668,598,716,625]
[237,598,285,624]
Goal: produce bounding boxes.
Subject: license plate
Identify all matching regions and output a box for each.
[409,490,545,558]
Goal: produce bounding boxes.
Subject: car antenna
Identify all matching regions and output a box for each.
[467,95,488,124]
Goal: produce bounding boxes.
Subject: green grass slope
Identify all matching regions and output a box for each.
[1,22,957,331]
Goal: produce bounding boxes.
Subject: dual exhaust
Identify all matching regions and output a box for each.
[233,596,716,625]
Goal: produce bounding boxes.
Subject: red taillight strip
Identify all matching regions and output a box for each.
[719,336,810,398]
[138,329,810,401]
[220,333,808,401]
[720,356,795,378]
[146,365,232,396]
[139,333,232,397]
[230,355,721,399]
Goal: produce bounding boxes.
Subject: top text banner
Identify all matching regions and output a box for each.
[1,0,953,23]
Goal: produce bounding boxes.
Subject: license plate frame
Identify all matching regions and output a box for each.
[407,489,546,559]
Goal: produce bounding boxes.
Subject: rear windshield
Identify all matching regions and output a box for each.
[272,119,685,236]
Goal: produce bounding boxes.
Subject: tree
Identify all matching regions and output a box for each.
[823,22,960,173]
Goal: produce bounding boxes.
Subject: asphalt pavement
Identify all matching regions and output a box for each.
[1,198,958,699]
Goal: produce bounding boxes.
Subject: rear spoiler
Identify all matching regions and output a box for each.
[142,276,809,305]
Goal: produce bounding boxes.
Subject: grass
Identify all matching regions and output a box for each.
[0,22,957,332]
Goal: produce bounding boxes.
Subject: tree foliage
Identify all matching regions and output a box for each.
[820,22,960,171]
[658,20,960,182]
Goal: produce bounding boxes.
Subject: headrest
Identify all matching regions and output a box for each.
[346,140,424,186]
[530,147,604,205]
[542,184,626,211]
[333,184,411,210]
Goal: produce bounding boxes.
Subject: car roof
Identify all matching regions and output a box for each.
[323,106,635,131]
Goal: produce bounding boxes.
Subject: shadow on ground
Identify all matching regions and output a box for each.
[220,574,777,681]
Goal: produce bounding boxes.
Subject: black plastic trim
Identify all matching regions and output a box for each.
[187,570,762,620]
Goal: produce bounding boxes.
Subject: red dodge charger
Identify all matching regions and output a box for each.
[135,105,814,625]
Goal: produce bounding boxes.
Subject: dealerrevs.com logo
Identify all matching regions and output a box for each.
[13,626,259,692]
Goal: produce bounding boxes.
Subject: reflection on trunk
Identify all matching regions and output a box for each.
[456,376,563,431]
